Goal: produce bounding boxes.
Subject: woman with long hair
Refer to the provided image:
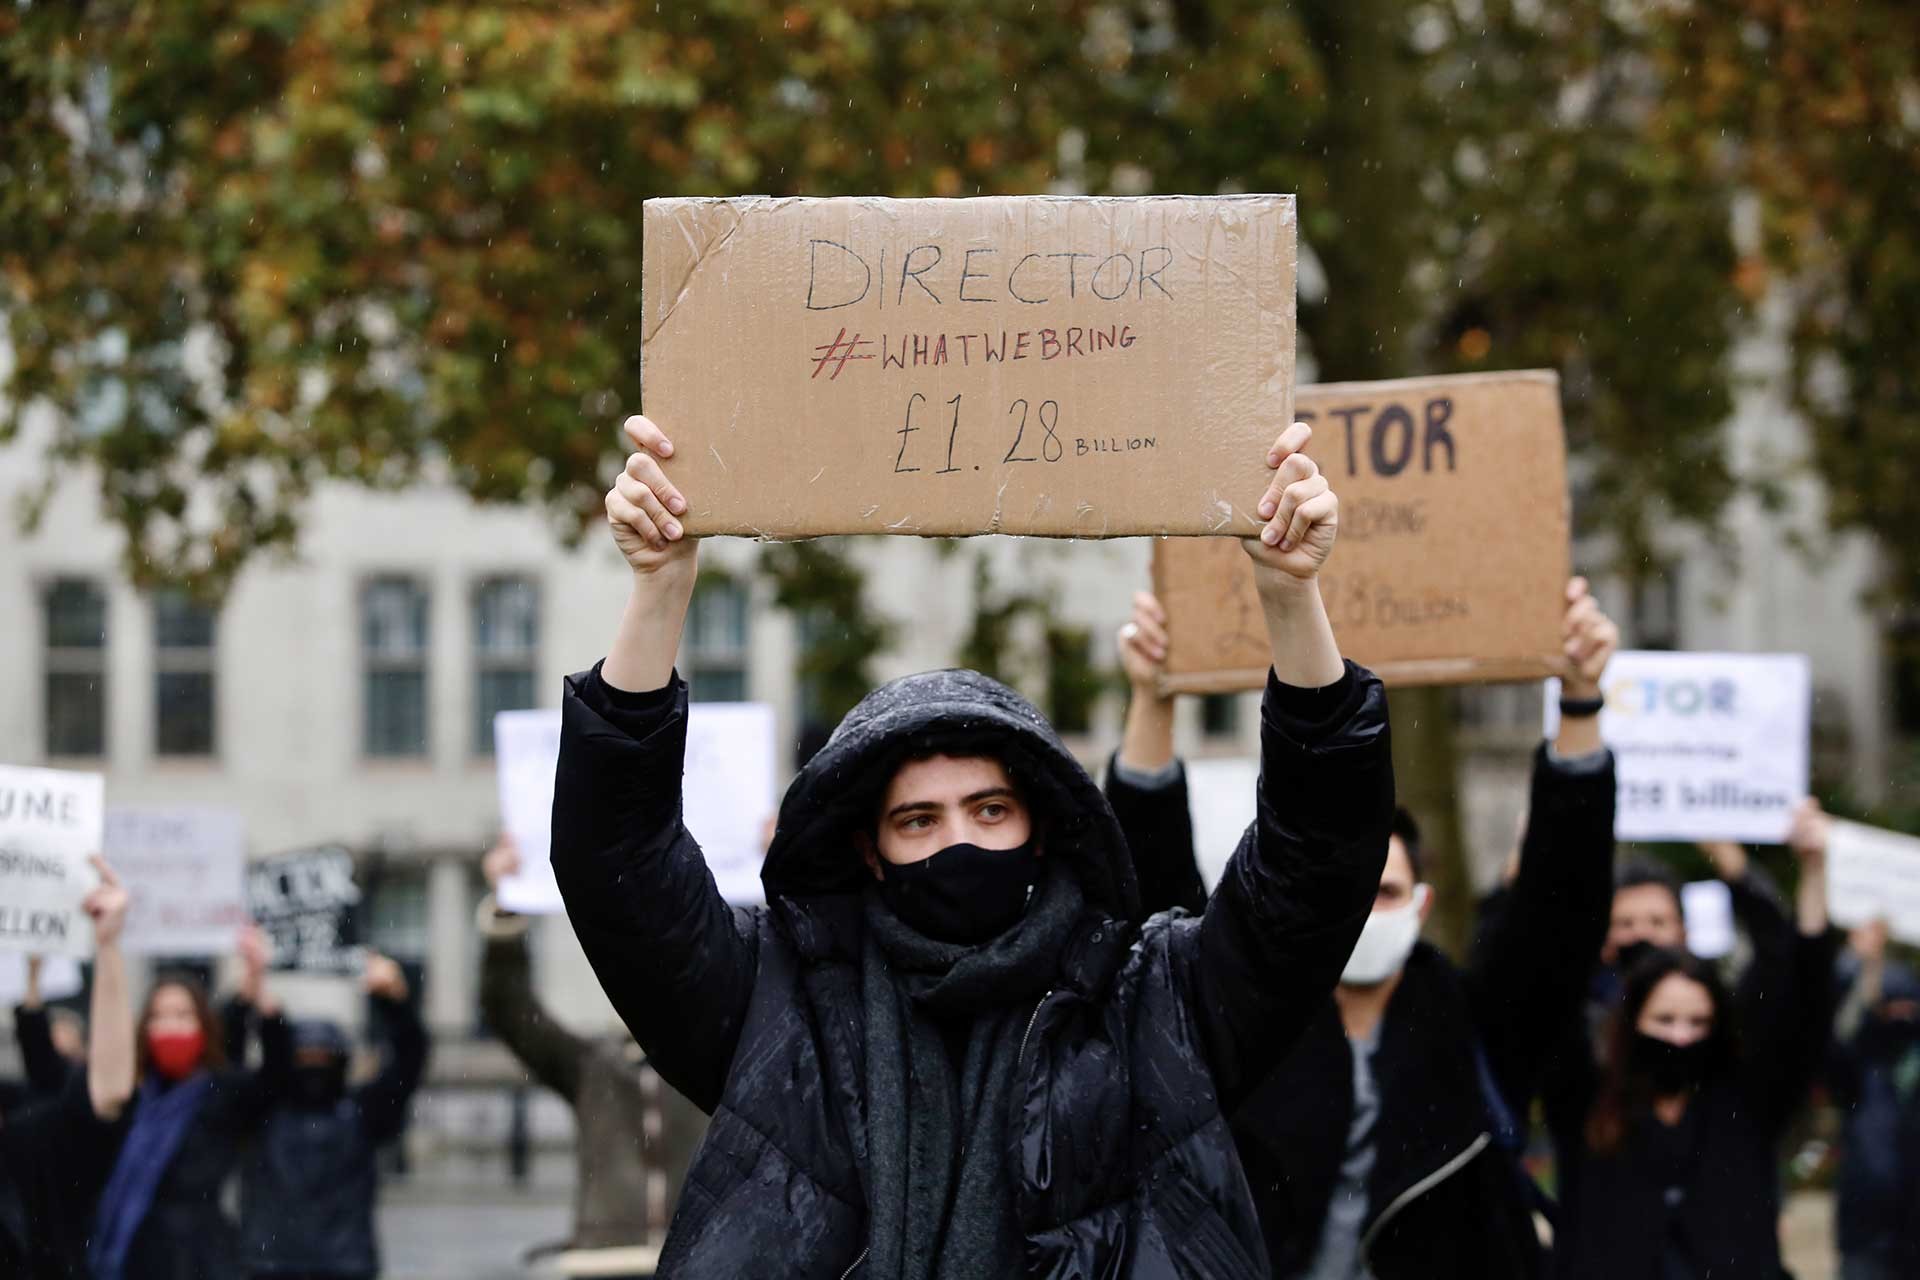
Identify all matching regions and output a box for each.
[90,928,290,1280]
[1555,896,1836,1279]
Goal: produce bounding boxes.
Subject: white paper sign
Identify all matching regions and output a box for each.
[494,710,566,914]
[494,703,778,915]
[0,955,85,1008]
[104,806,249,956]
[1828,820,1920,945]
[1545,652,1810,843]
[0,765,105,957]
[1681,879,1736,959]
[1184,757,1259,895]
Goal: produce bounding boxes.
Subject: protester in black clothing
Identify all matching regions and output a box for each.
[552,414,1393,1278]
[1107,577,1620,1280]
[1,857,136,1279]
[1828,918,1920,1280]
[91,927,292,1280]
[234,950,428,1280]
[12,955,88,1099]
[1554,924,1836,1280]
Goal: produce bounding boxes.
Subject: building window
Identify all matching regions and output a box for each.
[472,577,539,754]
[363,865,429,961]
[362,577,429,758]
[1631,571,1681,651]
[686,578,749,702]
[44,578,107,757]
[1201,693,1242,740]
[154,589,217,757]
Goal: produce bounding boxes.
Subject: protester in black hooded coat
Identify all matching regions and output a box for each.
[234,952,428,1280]
[552,413,1393,1279]
[1104,579,1619,1280]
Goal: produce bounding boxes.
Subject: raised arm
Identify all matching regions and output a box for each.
[1106,592,1208,916]
[477,837,589,1102]
[551,415,758,1115]
[1190,423,1394,1108]
[82,858,135,1121]
[357,954,430,1146]
[14,954,69,1096]
[1468,578,1620,1106]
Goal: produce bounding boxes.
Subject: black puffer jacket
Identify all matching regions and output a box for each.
[552,661,1394,1278]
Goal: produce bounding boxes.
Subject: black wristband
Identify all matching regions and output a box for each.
[1559,695,1606,719]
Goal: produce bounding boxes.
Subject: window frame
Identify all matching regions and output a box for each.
[152,587,219,759]
[42,576,109,760]
[360,574,432,761]
[470,574,542,756]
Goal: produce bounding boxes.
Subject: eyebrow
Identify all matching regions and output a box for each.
[885,787,1021,822]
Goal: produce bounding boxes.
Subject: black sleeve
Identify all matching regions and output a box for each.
[550,664,759,1115]
[223,1010,293,1129]
[479,930,587,1104]
[1190,663,1394,1110]
[1467,742,1618,1111]
[1744,926,1843,1134]
[1103,756,1208,916]
[219,995,253,1066]
[356,994,430,1146]
[13,1005,68,1096]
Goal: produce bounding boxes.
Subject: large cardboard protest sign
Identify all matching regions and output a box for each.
[1828,820,1920,945]
[105,806,249,956]
[1154,371,1570,692]
[246,845,362,973]
[1544,651,1811,844]
[0,955,84,1007]
[494,704,777,914]
[0,765,104,957]
[642,195,1296,538]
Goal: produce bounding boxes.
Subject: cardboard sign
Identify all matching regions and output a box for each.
[495,703,777,914]
[0,765,104,957]
[1154,371,1570,692]
[1544,651,1811,843]
[642,195,1296,538]
[246,845,362,973]
[1828,820,1920,945]
[104,806,249,957]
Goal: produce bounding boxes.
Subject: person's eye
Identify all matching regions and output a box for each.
[902,815,934,832]
[979,802,1009,820]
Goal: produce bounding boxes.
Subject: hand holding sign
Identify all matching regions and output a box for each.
[1560,577,1620,700]
[606,415,693,566]
[363,952,409,1002]
[83,856,130,947]
[1117,593,1172,693]
[1245,421,1337,576]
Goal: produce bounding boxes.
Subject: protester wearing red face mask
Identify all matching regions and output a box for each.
[90,926,290,1280]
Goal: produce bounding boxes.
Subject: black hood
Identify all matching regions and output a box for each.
[762,668,1142,923]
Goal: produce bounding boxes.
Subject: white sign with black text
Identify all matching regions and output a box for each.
[105,806,249,956]
[494,702,778,915]
[1545,651,1811,844]
[1827,820,1920,946]
[0,765,105,957]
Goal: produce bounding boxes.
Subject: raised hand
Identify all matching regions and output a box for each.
[1561,577,1620,700]
[482,834,522,890]
[363,952,410,1002]
[82,856,130,948]
[1117,592,1171,693]
[1243,421,1337,581]
[606,415,695,575]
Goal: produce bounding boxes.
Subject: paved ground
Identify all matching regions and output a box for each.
[376,1184,1841,1279]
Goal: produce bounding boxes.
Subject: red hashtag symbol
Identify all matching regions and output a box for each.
[809,327,875,380]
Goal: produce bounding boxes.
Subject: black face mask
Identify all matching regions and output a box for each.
[1630,1032,1712,1094]
[1613,939,1660,977]
[877,838,1041,945]
[291,1060,347,1109]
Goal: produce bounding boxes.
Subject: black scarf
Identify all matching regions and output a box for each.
[862,864,1084,1280]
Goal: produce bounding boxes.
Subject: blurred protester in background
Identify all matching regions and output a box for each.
[0,858,135,1279]
[12,955,88,1100]
[234,949,427,1280]
[1829,917,1920,1280]
[478,835,707,1278]
[1107,576,1619,1279]
[90,926,290,1280]
[1554,918,1834,1280]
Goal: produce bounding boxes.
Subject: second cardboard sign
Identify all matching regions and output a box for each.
[1154,371,1570,691]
